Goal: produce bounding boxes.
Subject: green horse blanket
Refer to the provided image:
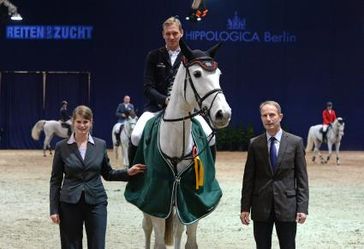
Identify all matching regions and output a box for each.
[124,115,222,224]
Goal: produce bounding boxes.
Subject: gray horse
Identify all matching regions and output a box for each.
[31,119,71,156]
[306,117,345,165]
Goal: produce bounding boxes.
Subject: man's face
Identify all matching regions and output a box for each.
[162,23,183,51]
[124,96,130,104]
[260,104,283,135]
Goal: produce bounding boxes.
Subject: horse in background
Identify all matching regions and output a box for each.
[112,111,138,168]
[306,117,345,165]
[31,119,71,156]
[124,40,231,249]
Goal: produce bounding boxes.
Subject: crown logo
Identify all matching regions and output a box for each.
[227,12,246,30]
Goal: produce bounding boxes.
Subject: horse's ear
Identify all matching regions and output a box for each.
[179,39,193,61]
[207,42,222,58]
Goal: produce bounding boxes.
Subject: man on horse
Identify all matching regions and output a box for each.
[59,100,72,136]
[322,101,337,143]
[114,95,135,146]
[129,16,216,164]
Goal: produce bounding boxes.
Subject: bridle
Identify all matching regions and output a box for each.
[162,57,224,164]
[163,57,223,126]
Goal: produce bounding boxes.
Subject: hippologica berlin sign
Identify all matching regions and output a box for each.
[185,12,297,43]
[5,25,93,40]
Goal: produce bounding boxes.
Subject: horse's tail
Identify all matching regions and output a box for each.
[164,212,174,246]
[31,120,46,140]
[305,127,314,152]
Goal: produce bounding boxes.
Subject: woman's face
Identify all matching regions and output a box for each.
[73,114,92,136]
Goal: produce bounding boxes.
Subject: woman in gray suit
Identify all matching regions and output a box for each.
[50,105,146,249]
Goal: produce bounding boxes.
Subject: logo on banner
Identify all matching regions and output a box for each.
[185,12,296,43]
[5,25,93,40]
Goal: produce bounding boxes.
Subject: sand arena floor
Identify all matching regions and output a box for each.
[0,150,363,249]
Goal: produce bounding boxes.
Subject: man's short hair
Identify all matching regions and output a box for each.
[259,100,282,114]
[162,16,183,32]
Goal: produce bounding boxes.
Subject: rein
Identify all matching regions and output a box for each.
[162,60,221,164]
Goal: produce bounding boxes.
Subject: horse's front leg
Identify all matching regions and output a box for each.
[150,215,167,249]
[185,222,198,249]
[174,215,184,249]
[122,143,129,168]
[143,214,153,249]
[326,142,333,164]
[335,142,341,165]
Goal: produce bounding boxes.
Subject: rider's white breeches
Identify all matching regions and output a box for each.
[322,124,329,132]
[131,111,215,146]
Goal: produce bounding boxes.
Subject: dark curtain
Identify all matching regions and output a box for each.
[44,73,90,120]
[0,72,90,149]
[0,73,43,149]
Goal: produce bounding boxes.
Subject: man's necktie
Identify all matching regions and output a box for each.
[270,137,278,171]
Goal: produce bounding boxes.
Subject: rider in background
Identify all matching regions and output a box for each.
[322,101,337,142]
[114,95,134,146]
[59,100,72,136]
[130,16,215,163]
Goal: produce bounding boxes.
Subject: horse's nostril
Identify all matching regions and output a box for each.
[215,110,223,120]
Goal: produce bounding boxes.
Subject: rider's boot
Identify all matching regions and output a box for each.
[114,125,123,146]
[322,131,327,143]
[114,132,121,146]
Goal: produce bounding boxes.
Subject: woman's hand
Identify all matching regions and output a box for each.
[128,164,147,176]
[50,214,60,224]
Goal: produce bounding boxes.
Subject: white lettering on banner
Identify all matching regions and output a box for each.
[185,12,297,44]
[186,31,261,42]
[6,25,93,40]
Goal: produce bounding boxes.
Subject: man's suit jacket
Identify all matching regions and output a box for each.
[241,131,309,222]
[115,103,135,123]
[50,137,129,215]
[143,46,182,112]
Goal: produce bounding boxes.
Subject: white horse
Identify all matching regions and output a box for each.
[125,41,231,249]
[112,114,138,167]
[31,119,71,156]
[306,117,345,165]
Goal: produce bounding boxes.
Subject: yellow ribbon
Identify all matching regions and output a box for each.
[194,155,204,190]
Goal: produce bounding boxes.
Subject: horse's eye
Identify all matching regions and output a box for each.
[193,71,202,78]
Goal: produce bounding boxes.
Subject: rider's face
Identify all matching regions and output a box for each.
[162,23,183,51]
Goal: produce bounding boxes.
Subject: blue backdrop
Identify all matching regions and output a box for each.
[0,0,363,149]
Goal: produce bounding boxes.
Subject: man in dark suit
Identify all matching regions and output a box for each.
[130,16,215,163]
[240,100,309,249]
[114,95,134,146]
[130,16,184,148]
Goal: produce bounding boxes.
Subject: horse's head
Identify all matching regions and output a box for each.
[125,115,138,134]
[178,40,231,129]
[335,117,345,136]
